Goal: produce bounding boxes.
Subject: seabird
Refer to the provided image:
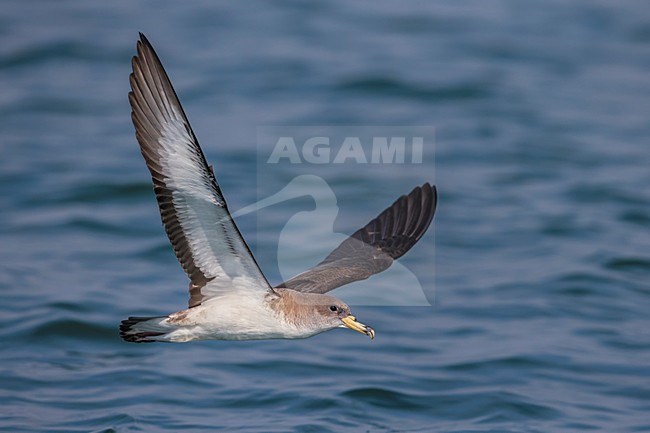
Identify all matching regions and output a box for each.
[119,34,437,343]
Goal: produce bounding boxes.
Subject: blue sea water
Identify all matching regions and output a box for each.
[1,1,649,432]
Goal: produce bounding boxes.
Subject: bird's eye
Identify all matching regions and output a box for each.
[329,305,338,312]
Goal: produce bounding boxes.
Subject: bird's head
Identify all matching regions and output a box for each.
[309,294,375,339]
[274,289,375,339]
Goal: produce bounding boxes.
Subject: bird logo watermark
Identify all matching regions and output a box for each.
[247,126,437,306]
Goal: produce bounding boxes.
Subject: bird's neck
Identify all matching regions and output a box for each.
[269,289,317,327]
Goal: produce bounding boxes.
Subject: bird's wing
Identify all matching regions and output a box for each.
[275,184,436,294]
[129,33,272,308]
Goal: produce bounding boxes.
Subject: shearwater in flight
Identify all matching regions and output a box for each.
[119,34,437,343]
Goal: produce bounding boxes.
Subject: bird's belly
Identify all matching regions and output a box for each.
[171,295,308,341]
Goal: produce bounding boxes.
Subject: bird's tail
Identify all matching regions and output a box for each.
[119,316,170,343]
